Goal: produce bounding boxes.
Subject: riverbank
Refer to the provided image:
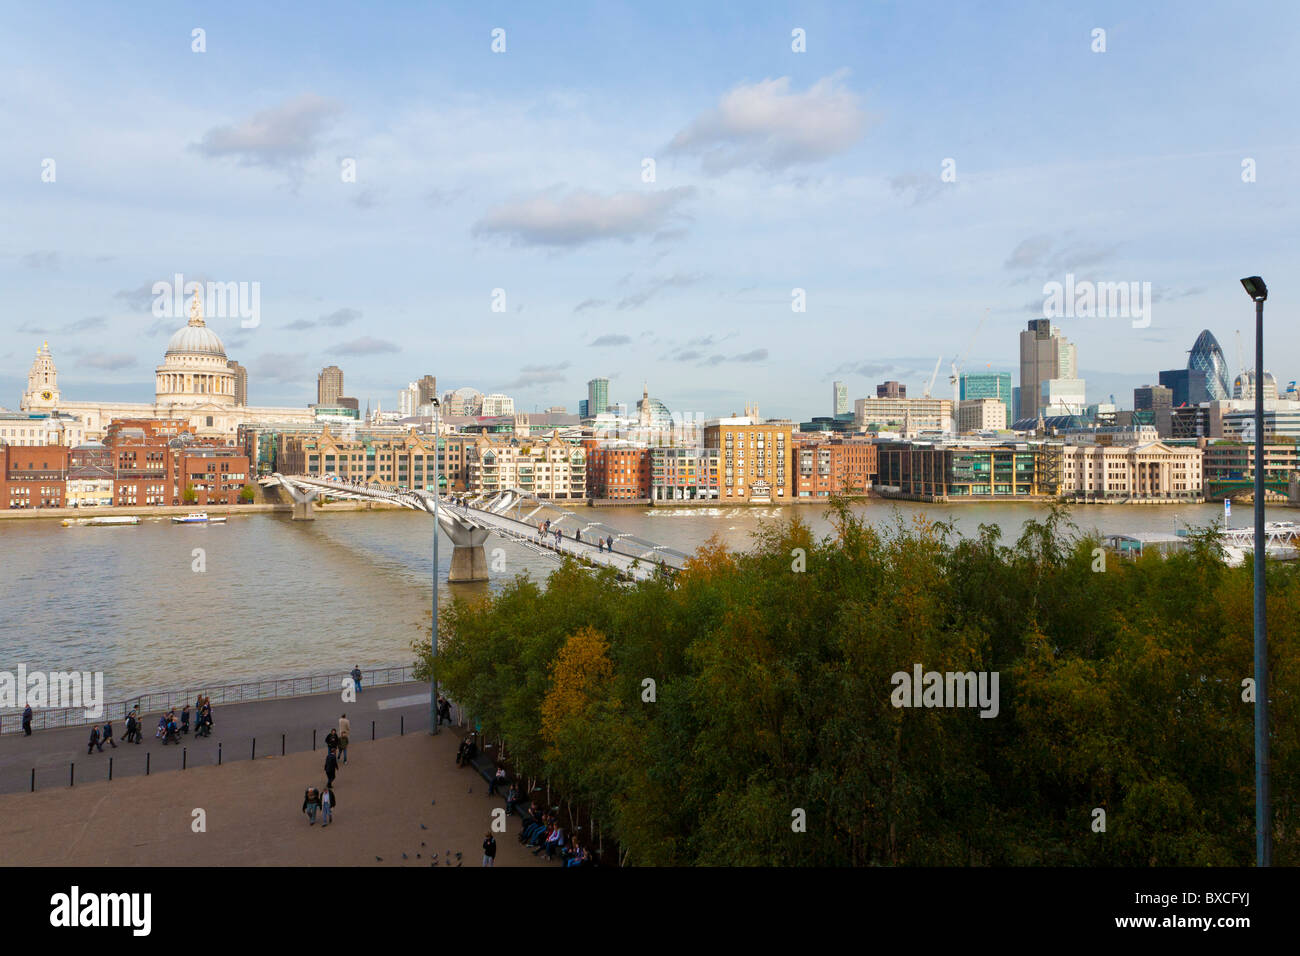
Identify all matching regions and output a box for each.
[0,499,414,521]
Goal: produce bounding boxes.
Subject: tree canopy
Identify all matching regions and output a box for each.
[413,501,1296,866]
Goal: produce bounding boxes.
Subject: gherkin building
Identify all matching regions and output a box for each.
[1188,329,1232,400]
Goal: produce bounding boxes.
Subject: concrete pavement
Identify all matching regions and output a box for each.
[0,681,442,796]
[0,729,547,867]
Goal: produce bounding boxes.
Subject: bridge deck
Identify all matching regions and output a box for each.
[264,474,687,581]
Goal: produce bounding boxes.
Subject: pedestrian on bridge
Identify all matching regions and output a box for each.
[321,786,334,827]
[350,665,363,696]
[21,704,32,736]
[338,713,351,763]
[101,719,118,749]
[87,724,102,754]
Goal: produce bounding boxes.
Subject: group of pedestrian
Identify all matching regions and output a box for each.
[87,720,118,753]
[304,713,350,828]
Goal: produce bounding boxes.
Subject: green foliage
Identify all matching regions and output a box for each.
[413,506,1298,866]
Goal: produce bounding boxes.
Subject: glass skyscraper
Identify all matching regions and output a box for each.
[587,377,610,417]
[960,371,1013,428]
[1187,330,1231,401]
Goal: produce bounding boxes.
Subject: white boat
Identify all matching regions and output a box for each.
[62,515,141,527]
[171,512,225,524]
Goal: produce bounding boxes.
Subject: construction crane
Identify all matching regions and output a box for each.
[922,354,943,398]
[949,307,991,432]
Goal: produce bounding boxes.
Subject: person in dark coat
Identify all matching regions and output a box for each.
[324,749,338,788]
[88,725,102,754]
[21,704,33,736]
[101,719,117,749]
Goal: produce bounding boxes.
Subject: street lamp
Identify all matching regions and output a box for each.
[1239,275,1270,866]
[429,397,442,736]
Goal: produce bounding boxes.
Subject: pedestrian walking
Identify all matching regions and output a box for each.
[102,719,118,749]
[324,749,338,788]
[607,535,614,552]
[88,725,102,754]
[482,832,496,867]
[436,695,452,728]
[350,665,362,696]
[21,704,32,737]
[303,787,321,825]
[338,713,351,764]
[180,705,190,734]
[321,786,333,827]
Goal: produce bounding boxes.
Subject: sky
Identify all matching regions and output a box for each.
[1,0,1298,422]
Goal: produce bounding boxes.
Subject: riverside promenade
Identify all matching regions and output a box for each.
[0,681,443,795]
[0,684,545,867]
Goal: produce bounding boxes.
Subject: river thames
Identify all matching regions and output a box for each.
[0,500,1282,704]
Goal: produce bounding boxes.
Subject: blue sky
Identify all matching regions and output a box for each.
[2,0,1297,420]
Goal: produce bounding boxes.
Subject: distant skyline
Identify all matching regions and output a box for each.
[2,1,1297,422]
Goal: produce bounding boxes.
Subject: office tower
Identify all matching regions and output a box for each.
[877,380,906,399]
[1133,385,1172,411]
[1158,368,1209,407]
[579,399,589,419]
[1039,378,1086,418]
[226,360,247,406]
[833,381,849,416]
[587,378,610,418]
[317,365,344,405]
[1019,319,1077,420]
[417,375,438,406]
[398,382,419,417]
[1187,330,1231,400]
[960,372,1013,428]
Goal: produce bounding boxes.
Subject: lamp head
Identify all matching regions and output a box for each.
[1241,276,1268,301]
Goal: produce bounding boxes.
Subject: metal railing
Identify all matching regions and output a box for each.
[0,664,417,735]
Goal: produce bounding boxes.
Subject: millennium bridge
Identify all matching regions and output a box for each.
[260,473,690,583]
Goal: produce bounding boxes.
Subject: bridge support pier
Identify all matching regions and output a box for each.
[444,526,491,583]
[448,543,489,582]
[277,480,321,521]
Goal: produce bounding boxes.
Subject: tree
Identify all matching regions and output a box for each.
[238,484,256,503]
[182,486,198,505]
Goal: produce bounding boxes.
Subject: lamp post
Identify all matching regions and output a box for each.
[429,397,442,736]
[1240,275,1270,866]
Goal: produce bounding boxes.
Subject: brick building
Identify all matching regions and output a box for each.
[587,445,651,500]
[3,444,70,508]
[792,438,877,498]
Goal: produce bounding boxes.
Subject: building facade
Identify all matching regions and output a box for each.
[960,372,1013,428]
[876,441,1047,500]
[1059,441,1203,501]
[1019,319,1078,421]
[792,438,876,498]
[957,399,1007,433]
[704,418,792,502]
[466,436,586,499]
[587,445,651,500]
[854,396,952,434]
[649,446,720,501]
[317,366,344,406]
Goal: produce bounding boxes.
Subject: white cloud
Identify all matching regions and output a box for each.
[667,73,870,174]
[473,187,695,247]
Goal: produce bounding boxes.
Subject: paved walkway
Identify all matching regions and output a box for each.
[0,682,442,796]
[0,730,546,867]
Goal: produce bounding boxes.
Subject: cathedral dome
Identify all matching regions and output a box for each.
[166,323,227,358]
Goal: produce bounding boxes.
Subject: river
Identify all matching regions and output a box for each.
[0,500,1280,703]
